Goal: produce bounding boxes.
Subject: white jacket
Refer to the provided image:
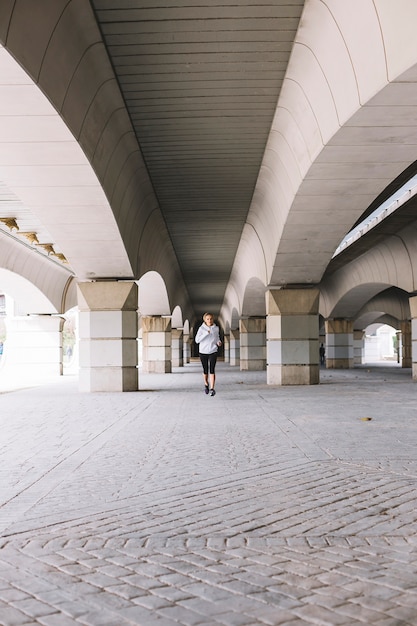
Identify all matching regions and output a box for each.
[195,323,221,354]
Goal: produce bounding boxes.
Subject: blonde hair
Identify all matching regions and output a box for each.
[203,312,213,320]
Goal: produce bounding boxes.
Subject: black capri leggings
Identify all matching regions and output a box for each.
[200,352,218,375]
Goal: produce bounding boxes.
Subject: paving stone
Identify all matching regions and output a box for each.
[36,614,79,626]
[1,365,417,625]
[0,605,35,625]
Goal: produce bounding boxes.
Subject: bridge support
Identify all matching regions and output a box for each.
[171,328,183,367]
[401,320,412,368]
[266,288,319,385]
[77,281,138,392]
[183,331,191,364]
[142,316,172,373]
[353,330,365,365]
[3,314,64,381]
[410,296,417,380]
[239,317,266,371]
[229,329,240,366]
[325,319,354,369]
[223,333,230,363]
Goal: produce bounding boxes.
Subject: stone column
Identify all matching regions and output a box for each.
[3,314,64,380]
[223,333,230,363]
[183,331,191,364]
[411,296,417,379]
[353,330,365,365]
[78,281,138,392]
[325,318,354,369]
[266,288,319,385]
[229,329,240,366]
[401,320,412,368]
[239,317,266,371]
[142,316,172,373]
[171,328,184,367]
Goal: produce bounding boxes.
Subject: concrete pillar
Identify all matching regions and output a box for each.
[353,330,365,365]
[142,316,172,373]
[183,332,191,364]
[239,317,266,371]
[223,333,230,363]
[171,328,184,367]
[401,320,412,368]
[3,314,64,380]
[77,281,138,392]
[230,329,240,366]
[325,318,354,369]
[411,296,417,379]
[266,288,319,385]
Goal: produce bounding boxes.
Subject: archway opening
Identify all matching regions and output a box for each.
[363,323,400,365]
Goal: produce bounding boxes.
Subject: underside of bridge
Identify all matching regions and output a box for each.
[1,1,417,389]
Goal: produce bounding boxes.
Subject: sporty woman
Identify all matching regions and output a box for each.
[195,312,222,396]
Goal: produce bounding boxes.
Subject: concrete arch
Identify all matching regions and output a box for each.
[320,231,417,318]
[353,287,410,339]
[221,223,268,323]
[269,0,417,285]
[354,288,410,331]
[231,307,240,332]
[223,0,417,310]
[322,282,393,320]
[171,305,183,329]
[219,283,241,332]
[355,312,400,332]
[138,209,192,321]
[0,268,63,315]
[138,271,170,317]
[0,44,132,280]
[371,315,401,330]
[241,278,267,318]
[0,4,191,316]
[0,233,76,313]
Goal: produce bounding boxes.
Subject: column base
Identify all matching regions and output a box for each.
[326,358,354,369]
[267,364,319,385]
[142,361,171,373]
[240,359,266,371]
[79,367,138,392]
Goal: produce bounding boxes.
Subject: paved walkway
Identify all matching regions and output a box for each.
[0,362,417,625]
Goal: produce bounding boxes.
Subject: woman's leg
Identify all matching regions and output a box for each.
[200,354,209,390]
[208,353,218,392]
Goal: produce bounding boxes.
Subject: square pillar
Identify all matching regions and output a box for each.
[401,320,411,368]
[4,314,64,380]
[171,328,184,367]
[229,329,240,366]
[353,330,365,365]
[266,288,319,385]
[409,295,417,379]
[223,333,230,363]
[183,332,191,364]
[325,318,354,369]
[239,317,266,371]
[142,316,172,373]
[77,281,138,392]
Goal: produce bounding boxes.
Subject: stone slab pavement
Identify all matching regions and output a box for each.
[0,361,417,625]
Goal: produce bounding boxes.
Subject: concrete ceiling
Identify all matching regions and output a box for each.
[90,0,304,316]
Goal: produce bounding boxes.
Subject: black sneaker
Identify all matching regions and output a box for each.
[210,389,216,397]
[204,385,209,395]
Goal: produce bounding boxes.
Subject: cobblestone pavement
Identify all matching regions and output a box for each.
[1,362,417,625]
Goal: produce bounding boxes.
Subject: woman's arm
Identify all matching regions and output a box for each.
[195,325,206,344]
